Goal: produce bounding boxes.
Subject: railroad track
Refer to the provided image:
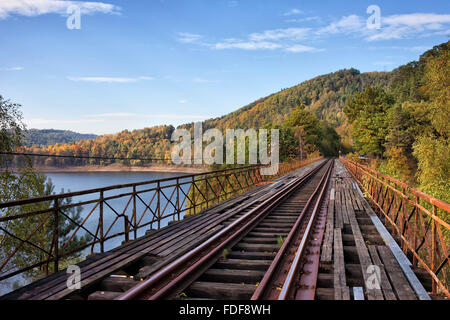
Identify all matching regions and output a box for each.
[112,159,333,300]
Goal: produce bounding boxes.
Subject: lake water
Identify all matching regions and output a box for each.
[44,171,193,254]
[46,171,184,194]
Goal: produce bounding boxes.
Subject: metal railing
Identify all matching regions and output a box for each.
[0,158,321,286]
[341,157,450,298]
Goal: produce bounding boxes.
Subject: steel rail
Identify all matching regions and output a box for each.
[278,161,332,299]
[116,160,330,300]
[251,160,333,300]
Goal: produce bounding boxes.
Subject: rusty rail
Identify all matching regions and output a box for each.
[340,157,450,298]
[116,159,330,300]
[0,157,321,287]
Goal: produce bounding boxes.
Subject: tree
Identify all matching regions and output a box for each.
[0,96,90,290]
[344,86,394,156]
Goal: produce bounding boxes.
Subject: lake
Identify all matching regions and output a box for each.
[44,171,194,254]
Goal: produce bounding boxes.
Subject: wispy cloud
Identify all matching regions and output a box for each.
[286,16,322,24]
[67,76,153,83]
[316,13,450,41]
[210,27,321,53]
[317,15,364,35]
[177,32,203,44]
[178,11,449,54]
[249,28,310,41]
[214,40,282,50]
[367,13,450,41]
[284,9,303,16]
[284,45,323,53]
[0,66,24,71]
[0,0,120,19]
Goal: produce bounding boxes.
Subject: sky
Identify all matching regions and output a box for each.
[0,0,449,135]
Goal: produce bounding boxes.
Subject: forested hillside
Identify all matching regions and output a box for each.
[203,68,392,142]
[16,126,175,167]
[23,129,97,147]
[345,41,449,203]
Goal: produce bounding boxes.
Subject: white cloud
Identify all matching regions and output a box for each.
[383,13,450,27]
[317,15,364,35]
[0,0,120,19]
[212,27,321,53]
[249,28,310,41]
[177,100,187,104]
[315,13,450,41]
[177,32,202,44]
[367,14,450,41]
[214,40,282,50]
[284,45,323,53]
[284,9,303,16]
[67,76,153,83]
[286,16,322,24]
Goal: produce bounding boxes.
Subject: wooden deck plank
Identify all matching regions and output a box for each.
[345,197,384,300]
[320,188,335,263]
[367,245,397,300]
[377,246,418,300]
[333,229,350,300]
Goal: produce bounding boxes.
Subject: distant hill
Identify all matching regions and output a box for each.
[203,68,393,143]
[23,129,97,147]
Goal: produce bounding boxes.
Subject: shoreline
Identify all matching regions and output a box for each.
[18,165,208,174]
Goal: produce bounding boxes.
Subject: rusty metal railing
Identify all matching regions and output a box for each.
[0,158,321,287]
[341,157,450,298]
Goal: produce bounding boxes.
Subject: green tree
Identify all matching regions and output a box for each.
[0,96,90,290]
[344,86,394,156]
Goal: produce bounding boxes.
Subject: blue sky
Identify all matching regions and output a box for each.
[1,0,449,134]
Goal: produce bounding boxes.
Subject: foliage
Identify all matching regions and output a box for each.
[204,69,391,143]
[14,125,175,168]
[0,95,25,168]
[413,136,449,203]
[344,86,394,157]
[0,96,90,289]
[344,41,449,207]
[23,129,97,148]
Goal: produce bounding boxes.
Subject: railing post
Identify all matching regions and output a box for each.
[205,174,209,209]
[191,176,196,215]
[402,187,408,253]
[99,190,104,253]
[52,199,59,273]
[133,185,137,240]
[124,215,129,243]
[413,196,419,267]
[157,181,161,229]
[431,204,437,294]
[176,178,180,221]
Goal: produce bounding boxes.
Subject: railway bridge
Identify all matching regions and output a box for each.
[0,158,448,300]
